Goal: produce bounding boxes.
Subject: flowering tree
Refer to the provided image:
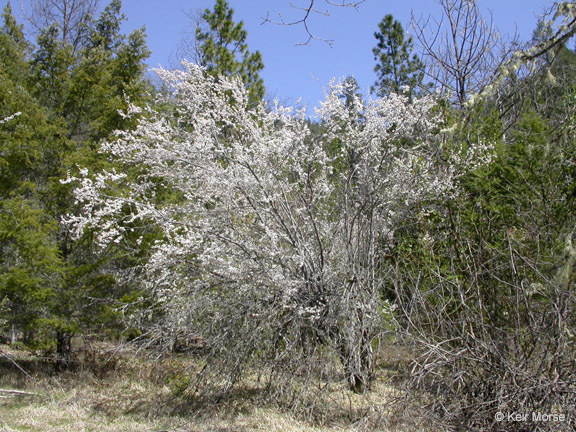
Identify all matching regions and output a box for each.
[63,62,459,393]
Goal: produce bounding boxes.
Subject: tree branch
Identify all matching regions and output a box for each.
[262,0,366,46]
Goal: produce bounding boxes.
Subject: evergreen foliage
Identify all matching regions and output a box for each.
[0,0,151,356]
[195,0,265,106]
[372,14,426,97]
[0,2,67,348]
[0,2,575,429]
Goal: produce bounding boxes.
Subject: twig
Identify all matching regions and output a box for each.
[0,349,52,401]
[262,0,366,46]
[0,389,42,397]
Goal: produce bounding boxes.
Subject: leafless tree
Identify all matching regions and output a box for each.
[391,4,576,418]
[171,8,205,68]
[490,3,576,134]
[411,0,514,106]
[21,0,99,51]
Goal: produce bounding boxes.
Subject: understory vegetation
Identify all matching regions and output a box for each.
[0,342,430,431]
[2,1,576,431]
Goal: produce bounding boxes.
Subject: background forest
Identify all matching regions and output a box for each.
[1,1,576,431]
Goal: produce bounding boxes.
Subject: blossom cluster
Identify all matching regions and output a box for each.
[62,62,491,345]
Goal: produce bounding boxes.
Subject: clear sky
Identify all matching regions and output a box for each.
[7,0,557,109]
[120,0,555,109]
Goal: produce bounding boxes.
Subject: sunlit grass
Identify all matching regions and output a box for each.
[0,343,431,432]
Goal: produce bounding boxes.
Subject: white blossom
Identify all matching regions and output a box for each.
[62,62,492,388]
[0,112,21,125]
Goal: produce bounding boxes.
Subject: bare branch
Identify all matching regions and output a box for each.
[522,15,576,61]
[411,0,516,106]
[19,0,100,52]
[262,0,366,46]
[172,8,206,67]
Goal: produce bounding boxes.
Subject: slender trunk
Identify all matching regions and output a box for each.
[55,330,73,370]
[338,326,374,393]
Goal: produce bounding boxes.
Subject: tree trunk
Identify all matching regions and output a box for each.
[55,330,73,370]
[338,327,374,393]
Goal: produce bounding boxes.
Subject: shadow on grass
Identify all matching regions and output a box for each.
[0,343,433,432]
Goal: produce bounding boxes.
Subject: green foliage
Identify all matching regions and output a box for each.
[195,0,265,106]
[0,4,69,341]
[30,0,151,143]
[31,25,75,118]
[1,2,30,82]
[0,0,152,352]
[392,61,576,429]
[0,197,63,337]
[78,0,151,139]
[372,14,427,98]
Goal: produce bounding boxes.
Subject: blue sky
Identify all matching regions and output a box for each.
[120,0,555,109]
[7,0,557,109]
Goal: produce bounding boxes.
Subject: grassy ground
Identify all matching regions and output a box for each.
[0,344,429,432]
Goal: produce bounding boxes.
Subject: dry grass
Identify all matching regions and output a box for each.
[0,343,431,432]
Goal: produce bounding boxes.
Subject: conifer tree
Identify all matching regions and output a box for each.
[372,14,426,98]
[0,3,68,347]
[1,1,151,357]
[48,0,151,356]
[1,2,31,79]
[195,0,265,106]
[77,0,150,140]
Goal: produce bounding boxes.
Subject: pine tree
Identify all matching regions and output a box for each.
[372,14,426,98]
[1,2,31,80]
[31,0,150,143]
[49,0,151,356]
[195,0,265,106]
